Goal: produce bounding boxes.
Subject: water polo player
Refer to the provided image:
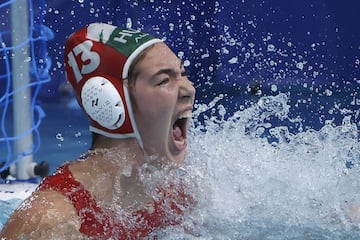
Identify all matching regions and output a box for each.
[1,22,196,239]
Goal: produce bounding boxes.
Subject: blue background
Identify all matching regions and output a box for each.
[1,0,360,173]
[32,0,359,132]
[34,0,359,101]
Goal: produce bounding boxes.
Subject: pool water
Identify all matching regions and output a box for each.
[182,92,360,238]
[2,92,360,238]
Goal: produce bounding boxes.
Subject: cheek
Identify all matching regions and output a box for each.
[134,92,173,146]
[133,90,175,120]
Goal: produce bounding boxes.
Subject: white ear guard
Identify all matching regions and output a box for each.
[77,73,142,148]
[81,76,126,130]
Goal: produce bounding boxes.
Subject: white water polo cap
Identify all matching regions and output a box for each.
[64,23,163,149]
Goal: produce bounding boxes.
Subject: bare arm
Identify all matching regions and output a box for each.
[0,190,83,239]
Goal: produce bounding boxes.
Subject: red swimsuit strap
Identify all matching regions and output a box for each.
[37,164,190,239]
[37,164,116,237]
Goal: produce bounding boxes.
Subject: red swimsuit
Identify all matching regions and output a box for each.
[37,164,191,239]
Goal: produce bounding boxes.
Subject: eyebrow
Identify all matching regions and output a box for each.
[153,68,176,77]
[151,61,184,78]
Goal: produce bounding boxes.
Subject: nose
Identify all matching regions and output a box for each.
[178,78,196,103]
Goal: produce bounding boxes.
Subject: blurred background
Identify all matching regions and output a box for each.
[0,0,359,174]
[39,1,360,100]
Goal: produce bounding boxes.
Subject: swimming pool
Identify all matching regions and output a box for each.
[1,91,360,238]
[1,0,360,238]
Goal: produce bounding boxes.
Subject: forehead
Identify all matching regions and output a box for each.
[138,43,182,73]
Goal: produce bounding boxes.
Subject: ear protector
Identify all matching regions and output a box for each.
[81,76,126,130]
[64,23,162,149]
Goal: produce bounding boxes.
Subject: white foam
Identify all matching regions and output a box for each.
[179,93,360,238]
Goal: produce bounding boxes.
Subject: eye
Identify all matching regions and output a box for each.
[157,78,170,86]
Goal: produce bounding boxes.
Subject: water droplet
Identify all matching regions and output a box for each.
[56,133,64,142]
[183,60,190,67]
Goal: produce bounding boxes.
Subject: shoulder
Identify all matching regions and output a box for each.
[0,189,81,239]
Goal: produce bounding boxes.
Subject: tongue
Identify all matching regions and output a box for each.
[173,125,183,141]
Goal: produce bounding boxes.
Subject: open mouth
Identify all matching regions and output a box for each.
[172,111,192,150]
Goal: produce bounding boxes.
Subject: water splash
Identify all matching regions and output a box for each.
[158,93,360,239]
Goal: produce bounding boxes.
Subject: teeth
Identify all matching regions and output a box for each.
[174,139,185,146]
[179,111,192,119]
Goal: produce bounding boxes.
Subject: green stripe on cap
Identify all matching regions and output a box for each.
[107,27,156,57]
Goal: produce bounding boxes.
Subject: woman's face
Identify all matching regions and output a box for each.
[131,42,195,163]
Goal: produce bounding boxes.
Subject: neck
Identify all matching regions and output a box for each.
[90,134,179,168]
[92,136,142,154]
